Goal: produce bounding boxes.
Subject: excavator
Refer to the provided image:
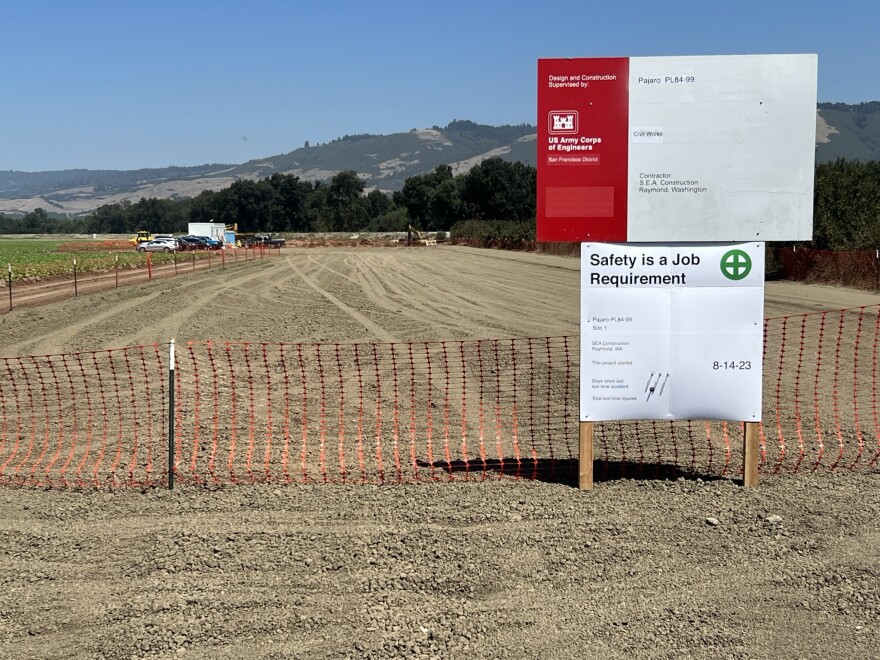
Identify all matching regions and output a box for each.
[407,225,437,246]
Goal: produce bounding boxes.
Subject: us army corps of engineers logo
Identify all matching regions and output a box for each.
[548,111,578,134]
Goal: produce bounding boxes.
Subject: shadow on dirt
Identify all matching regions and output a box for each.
[416,458,734,487]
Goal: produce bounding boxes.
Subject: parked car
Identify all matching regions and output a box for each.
[176,236,208,251]
[137,238,179,253]
[179,235,222,250]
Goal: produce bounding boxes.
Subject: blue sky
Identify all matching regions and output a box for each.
[1,0,876,172]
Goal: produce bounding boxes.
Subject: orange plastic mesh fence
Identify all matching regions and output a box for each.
[1,306,878,488]
[0,345,167,488]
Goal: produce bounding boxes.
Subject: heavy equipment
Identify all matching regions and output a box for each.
[129,230,154,246]
[407,225,437,246]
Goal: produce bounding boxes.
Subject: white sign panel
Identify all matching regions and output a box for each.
[581,242,764,421]
[627,55,817,242]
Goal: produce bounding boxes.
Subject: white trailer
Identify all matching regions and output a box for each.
[187,222,227,243]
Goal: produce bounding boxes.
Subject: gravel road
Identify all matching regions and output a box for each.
[0,246,878,659]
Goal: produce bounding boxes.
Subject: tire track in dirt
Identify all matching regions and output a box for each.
[1,288,167,357]
[304,249,578,340]
[451,245,580,273]
[323,253,491,340]
[1,260,277,356]
[301,252,361,287]
[313,252,509,339]
[285,254,399,343]
[105,259,291,350]
[423,249,578,306]
[2,247,877,358]
[254,253,383,342]
[365,249,579,338]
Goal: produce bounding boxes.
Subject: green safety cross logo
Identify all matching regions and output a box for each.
[720,249,752,280]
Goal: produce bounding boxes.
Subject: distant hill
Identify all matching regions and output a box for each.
[222,120,537,187]
[1,107,877,217]
[0,121,536,217]
[816,102,880,161]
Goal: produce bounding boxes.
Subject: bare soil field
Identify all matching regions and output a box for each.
[0,246,878,659]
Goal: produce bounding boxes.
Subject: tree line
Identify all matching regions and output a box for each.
[812,159,880,249]
[0,158,534,237]
[1,158,879,251]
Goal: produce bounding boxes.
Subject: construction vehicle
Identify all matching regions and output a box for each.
[129,230,154,246]
[244,235,286,248]
[407,225,437,246]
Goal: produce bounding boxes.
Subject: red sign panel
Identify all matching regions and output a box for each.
[537,58,629,242]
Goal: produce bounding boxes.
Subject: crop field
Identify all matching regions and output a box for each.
[0,238,209,282]
[0,246,878,659]
[0,238,234,283]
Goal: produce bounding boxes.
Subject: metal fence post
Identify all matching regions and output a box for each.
[73,258,78,297]
[7,264,11,311]
[168,339,176,490]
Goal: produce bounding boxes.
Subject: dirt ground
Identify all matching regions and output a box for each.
[0,246,878,659]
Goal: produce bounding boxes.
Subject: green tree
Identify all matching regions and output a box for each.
[270,174,312,232]
[84,200,134,234]
[366,207,409,232]
[365,189,393,219]
[426,176,463,230]
[460,157,535,222]
[20,208,50,232]
[813,158,880,249]
[307,181,331,232]
[393,164,460,230]
[128,197,188,233]
[189,190,221,226]
[394,173,433,228]
[326,171,368,232]
[221,179,279,232]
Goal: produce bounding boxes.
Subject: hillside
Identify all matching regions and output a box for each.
[0,121,536,217]
[815,102,880,161]
[1,106,878,217]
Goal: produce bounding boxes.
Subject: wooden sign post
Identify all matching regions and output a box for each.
[743,422,760,487]
[578,420,761,490]
[579,422,594,490]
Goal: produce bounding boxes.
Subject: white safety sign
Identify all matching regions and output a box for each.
[581,242,765,421]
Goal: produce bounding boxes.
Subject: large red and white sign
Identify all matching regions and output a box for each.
[537,55,818,242]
